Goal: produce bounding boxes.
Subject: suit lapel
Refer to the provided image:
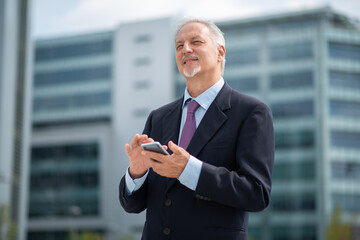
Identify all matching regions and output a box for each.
[166,83,232,192]
[161,98,183,147]
[187,83,231,157]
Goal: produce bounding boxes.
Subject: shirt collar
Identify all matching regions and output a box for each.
[182,78,225,110]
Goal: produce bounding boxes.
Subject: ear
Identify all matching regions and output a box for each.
[217,45,226,63]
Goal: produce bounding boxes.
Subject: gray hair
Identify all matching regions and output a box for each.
[175,18,226,76]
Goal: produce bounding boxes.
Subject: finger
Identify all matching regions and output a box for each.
[142,150,165,163]
[149,157,162,170]
[144,137,154,143]
[130,134,141,149]
[168,141,183,154]
[125,144,131,156]
[139,134,148,142]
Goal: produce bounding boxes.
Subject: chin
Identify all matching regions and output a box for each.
[183,67,201,78]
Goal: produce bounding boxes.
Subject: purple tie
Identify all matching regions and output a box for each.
[179,100,200,149]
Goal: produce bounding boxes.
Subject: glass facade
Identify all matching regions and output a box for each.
[35,39,112,62]
[33,33,113,124]
[270,71,313,89]
[271,193,316,212]
[329,70,360,89]
[275,130,314,150]
[33,91,110,112]
[328,41,360,61]
[332,162,360,180]
[29,143,100,218]
[273,161,315,180]
[28,230,103,240]
[226,48,259,66]
[332,194,360,213]
[34,66,111,87]
[271,100,314,118]
[226,76,259,92]
[269,41,313,61]
[271,225,316,240]
[331,130,360,149]
[330,99,360,118]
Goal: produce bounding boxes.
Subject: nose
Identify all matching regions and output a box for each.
[182,42,192,54]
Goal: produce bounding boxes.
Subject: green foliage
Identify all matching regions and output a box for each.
[118,234,135,240]
[325,206,359,240]
[0,204,17,240]
[67,231,103,240]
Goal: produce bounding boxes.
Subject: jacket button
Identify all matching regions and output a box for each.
[163,227,171,235]
[165,199,172,207]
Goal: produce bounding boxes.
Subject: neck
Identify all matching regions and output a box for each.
[186,72,221,98]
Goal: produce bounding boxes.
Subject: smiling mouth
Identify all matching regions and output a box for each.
[183,58,198,64]
[182,55,198,65]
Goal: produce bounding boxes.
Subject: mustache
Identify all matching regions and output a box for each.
[181,54,199,63]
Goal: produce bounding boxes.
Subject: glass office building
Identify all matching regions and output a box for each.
[29,17,175,240]
[213,7,360,240]
[29,7,360,240]
[28,31,114,240]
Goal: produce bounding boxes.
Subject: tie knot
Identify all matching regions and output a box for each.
[187,100,200,114]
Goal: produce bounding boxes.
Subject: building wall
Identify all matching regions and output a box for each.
[0,0,32,240]
[29,17,177,240]
[112,17,177,238]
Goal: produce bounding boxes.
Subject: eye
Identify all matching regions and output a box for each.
[176,44,183,50]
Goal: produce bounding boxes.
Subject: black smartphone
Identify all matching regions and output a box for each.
[141,142,169,155]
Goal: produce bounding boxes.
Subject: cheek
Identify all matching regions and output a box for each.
[175,55,182,67]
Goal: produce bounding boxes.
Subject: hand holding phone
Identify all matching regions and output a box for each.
[141,142,169,155]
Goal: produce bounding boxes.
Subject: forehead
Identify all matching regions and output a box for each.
[176,22,211,41]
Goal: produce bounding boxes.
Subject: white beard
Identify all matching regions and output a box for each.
[183,65,201,78]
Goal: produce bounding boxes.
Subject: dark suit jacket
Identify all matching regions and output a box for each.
[119,83,274,240]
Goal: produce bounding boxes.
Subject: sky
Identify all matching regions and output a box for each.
[32,0,360,39]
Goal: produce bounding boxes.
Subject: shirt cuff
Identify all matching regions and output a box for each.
[178,155,203,191]
[125,167,149,196]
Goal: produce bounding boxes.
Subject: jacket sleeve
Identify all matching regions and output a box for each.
[195,103,274,212]
[119,111,154,213]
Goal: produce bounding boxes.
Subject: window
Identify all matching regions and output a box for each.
[133,80,152,90]
[329,42,360,61]
[34,66,111,87]
[271,193,316,212]
[29,143,100,217]
[134,57,151,66]
[271,100,314,118]
[331,131,360,149]
[271,225,316,240]
[332,162,360,180]
[269,41,313,61]
[329,71,360,89]
[330,100,360,118]
[226,48,259,66]
[134,34,151,43]
[332,194,360,213]
[273,161,315,180]
[35,39,112,62]
[276,130,314,149]
[33,91,111,112]
[270,71,313,89]
[227,76,259,91]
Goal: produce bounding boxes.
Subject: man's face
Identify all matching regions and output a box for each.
[175,22,221,79]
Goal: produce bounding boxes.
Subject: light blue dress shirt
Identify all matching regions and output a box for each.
[125,78,224,194]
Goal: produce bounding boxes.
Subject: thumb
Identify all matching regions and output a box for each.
[168,141,183,154]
